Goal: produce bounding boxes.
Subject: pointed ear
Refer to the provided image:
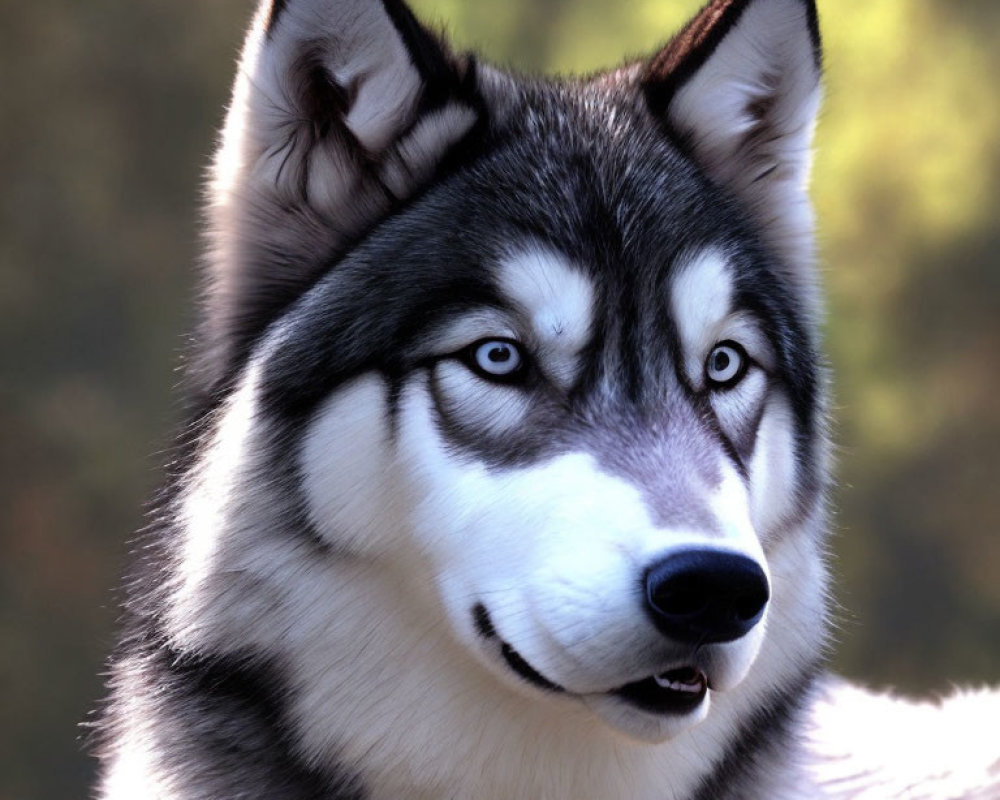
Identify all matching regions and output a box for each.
[643,0,822,303]
[200,0,483,390]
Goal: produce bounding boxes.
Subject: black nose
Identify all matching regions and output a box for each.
[644,549,769,644]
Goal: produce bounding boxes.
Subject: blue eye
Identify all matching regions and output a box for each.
[705,342,747,387]
[468,339,524,379]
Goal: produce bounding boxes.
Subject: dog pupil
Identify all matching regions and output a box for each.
[488,346,509,363]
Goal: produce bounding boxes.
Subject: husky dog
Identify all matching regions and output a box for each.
[94,0,999,797]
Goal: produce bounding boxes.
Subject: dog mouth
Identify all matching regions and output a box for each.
[613,667,708,714]
[474,603,709,716]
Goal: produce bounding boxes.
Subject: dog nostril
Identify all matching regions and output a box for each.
[644,550,769,645]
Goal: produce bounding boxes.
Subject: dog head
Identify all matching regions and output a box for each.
[183,0,829,745]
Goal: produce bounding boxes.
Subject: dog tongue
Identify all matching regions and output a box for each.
[653,668,704,693]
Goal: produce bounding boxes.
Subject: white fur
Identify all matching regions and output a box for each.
[711,367,768,432]
[749,394,802,544]
[167,361,273,648]
[498,246,595,388]
[668,249,775,391]
[806,680,1000,798]
[669,254,774,381]
[381,104,479,197]
[431,359,534,435]
[301,375,408,555]
[101,660,177,799]
[670,248,736,385]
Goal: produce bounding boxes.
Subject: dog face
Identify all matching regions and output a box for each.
[290,204,818,742]
[173,0,828,747]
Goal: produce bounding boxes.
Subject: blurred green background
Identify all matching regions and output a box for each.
[1,0,998,796]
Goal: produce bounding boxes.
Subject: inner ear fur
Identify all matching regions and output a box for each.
[198,0,484,394]
[642,0,823,313]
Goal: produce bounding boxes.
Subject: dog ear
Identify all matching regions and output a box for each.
[643,0,822,304]
[200,0,483,392]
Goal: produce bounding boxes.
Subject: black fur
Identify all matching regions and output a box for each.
[380,0,470,116]
[149,644,366,799]
[265,0,290,37]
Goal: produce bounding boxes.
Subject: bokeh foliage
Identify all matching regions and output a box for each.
[1,0,997,796]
